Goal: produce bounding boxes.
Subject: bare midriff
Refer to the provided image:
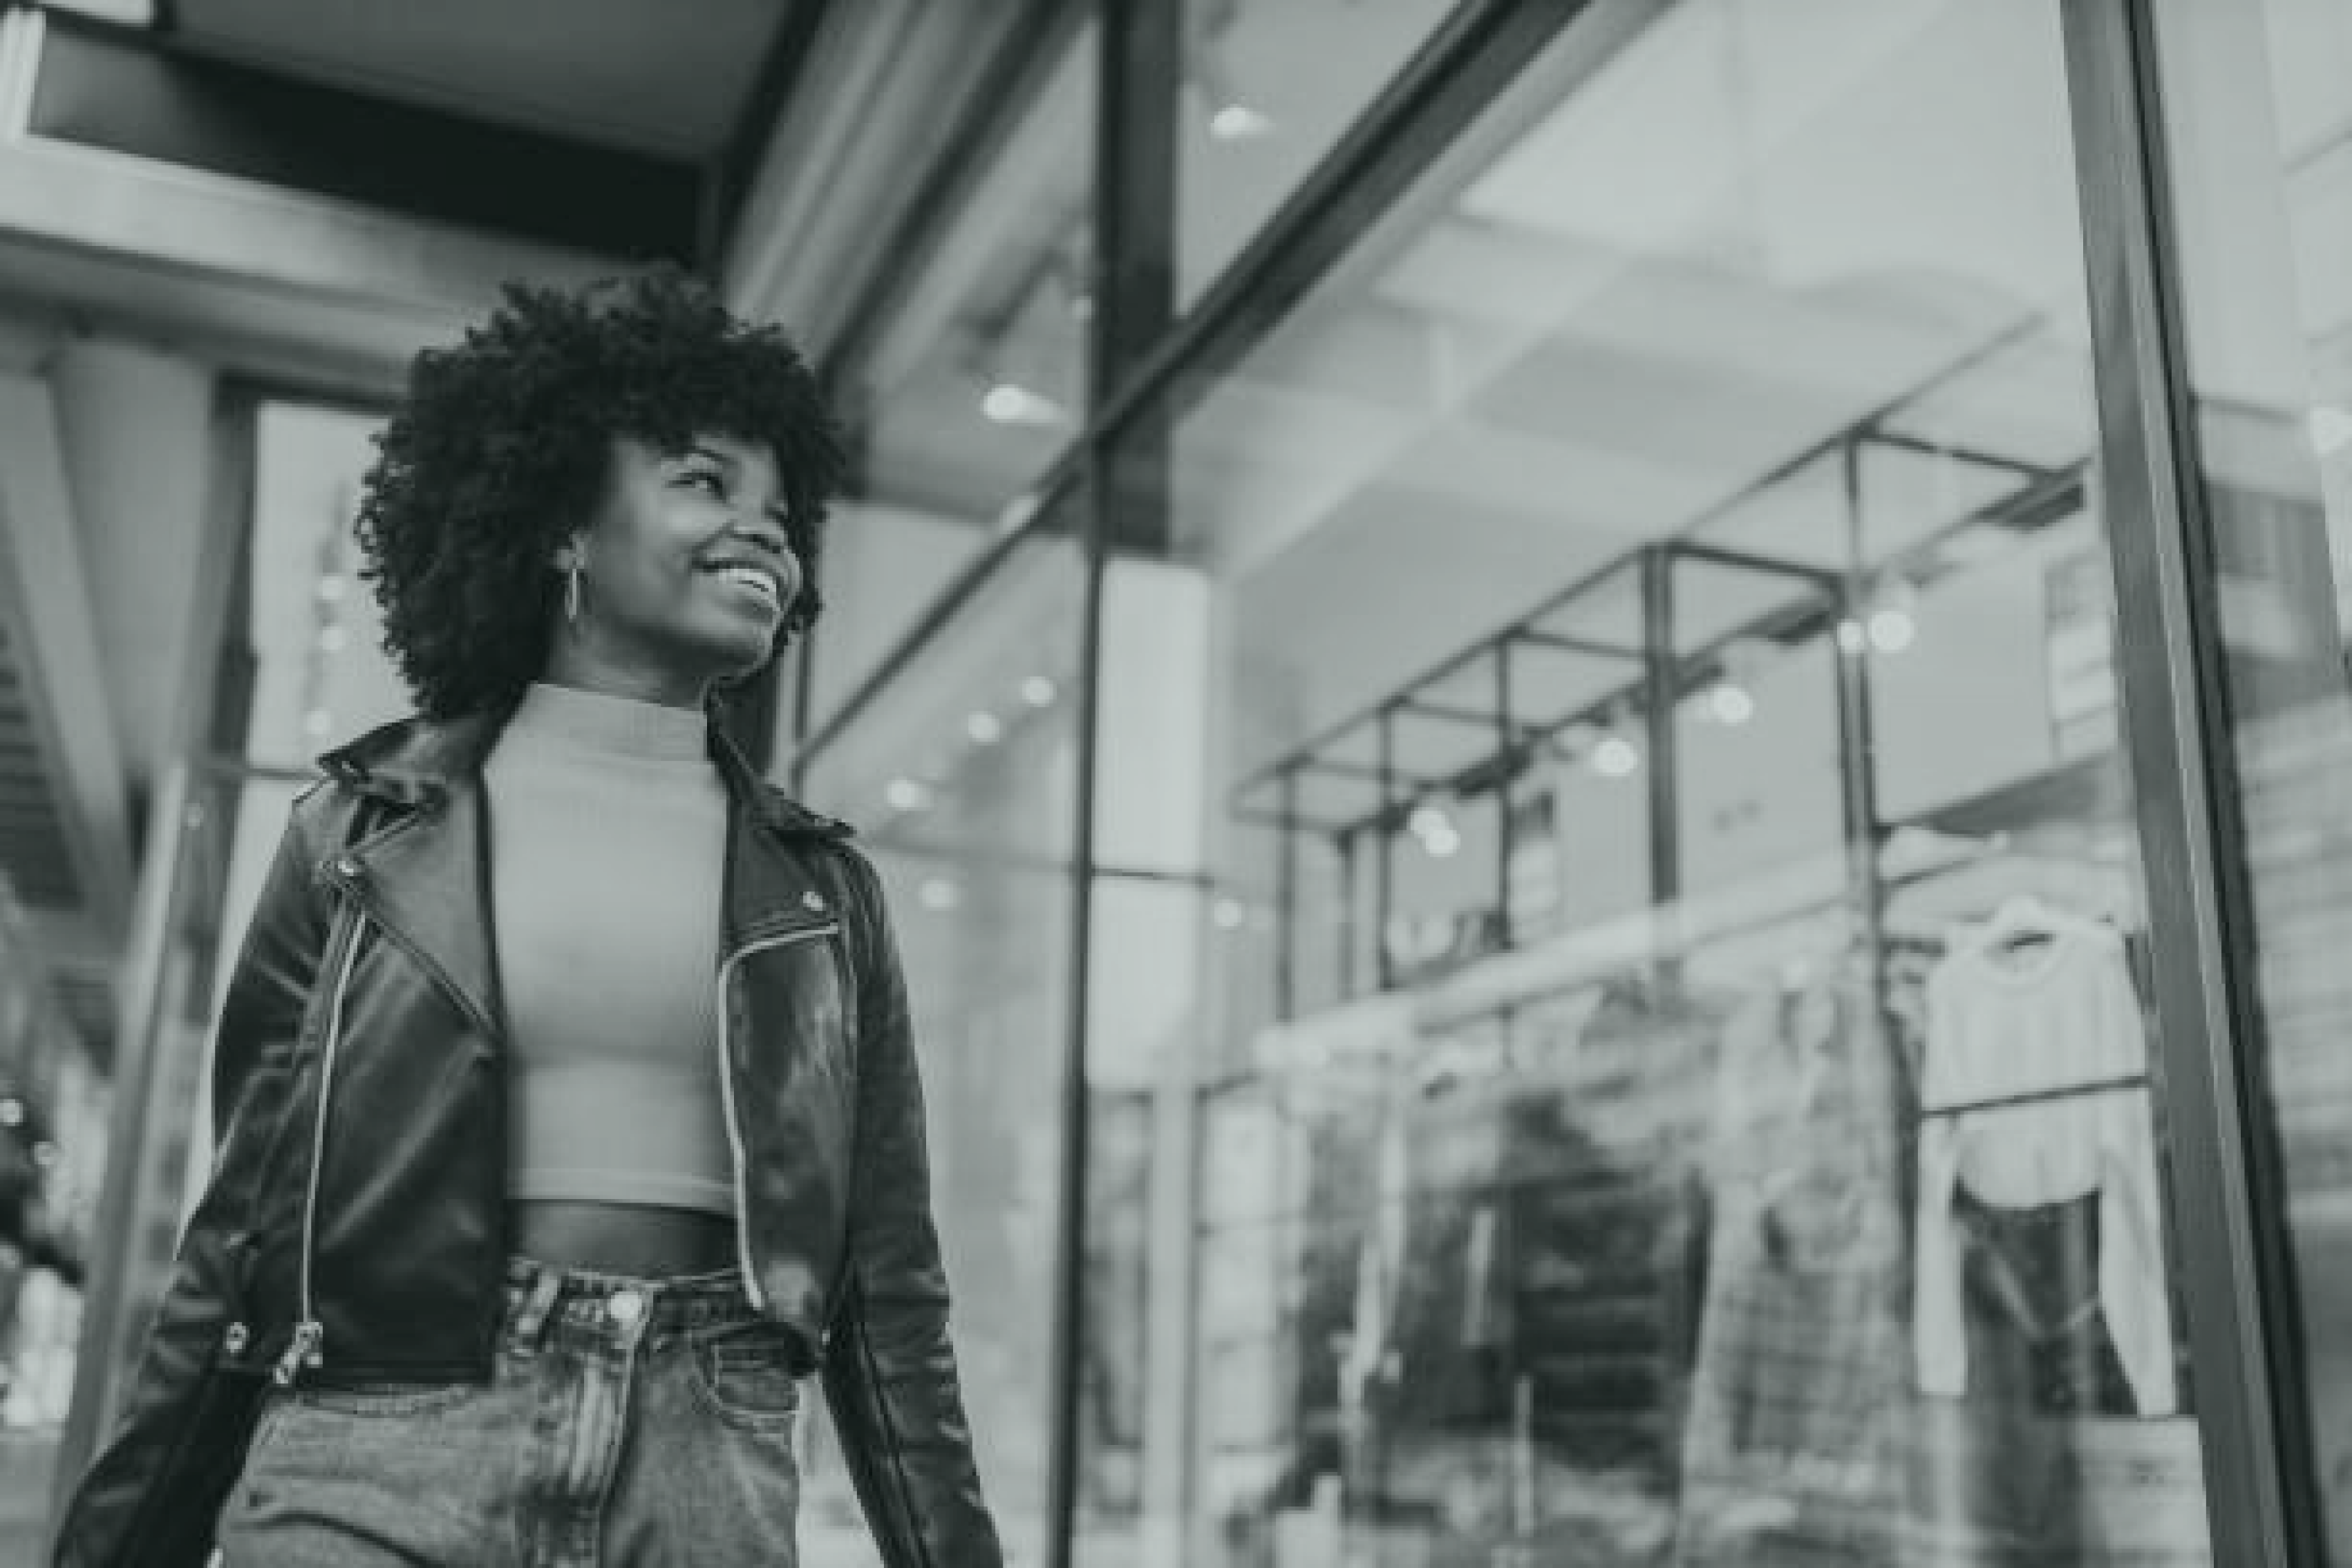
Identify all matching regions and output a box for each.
[509,1199,739,1279]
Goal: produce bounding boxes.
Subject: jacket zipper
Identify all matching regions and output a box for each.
[715,920,841,1312]
[275,907,366,1386]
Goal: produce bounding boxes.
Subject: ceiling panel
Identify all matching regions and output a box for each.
[170,0,801,158]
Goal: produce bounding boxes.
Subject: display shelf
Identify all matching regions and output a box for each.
[1230,376,2091,1023]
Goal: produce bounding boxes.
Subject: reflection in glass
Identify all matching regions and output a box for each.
[2153,1,2352,1560]
[1161,3,2215,1563]
[801,536,1085,1568]
[1176,0,1458,306]
[812,27,1098,730]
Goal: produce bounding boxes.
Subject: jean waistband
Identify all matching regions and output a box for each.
[501,1255,761,1348]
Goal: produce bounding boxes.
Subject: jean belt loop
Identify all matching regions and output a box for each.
[510,1264,565,1351]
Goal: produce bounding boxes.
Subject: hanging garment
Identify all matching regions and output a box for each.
[1913,922,2178,1417]
[1677,962,1907,1567]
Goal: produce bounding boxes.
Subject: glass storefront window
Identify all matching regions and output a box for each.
[811,26,1097,732]
[1176,0,1458,308]
[2151,1,2352,1559]
[1152,2,2222,1563]
[798,528,1085,1567]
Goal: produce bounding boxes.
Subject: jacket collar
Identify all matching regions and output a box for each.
[318,704,857,841]
[313,702,855,1046]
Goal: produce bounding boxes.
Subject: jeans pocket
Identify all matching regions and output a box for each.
[688,1323,804,1431]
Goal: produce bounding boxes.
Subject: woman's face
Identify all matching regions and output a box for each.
[551,431,801,706]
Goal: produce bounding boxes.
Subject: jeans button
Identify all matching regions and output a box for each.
[608,1288,646,1327]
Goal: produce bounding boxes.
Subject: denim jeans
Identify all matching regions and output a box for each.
[212,1258,803,1566]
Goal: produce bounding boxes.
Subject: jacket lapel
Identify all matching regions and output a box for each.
[317,704,852,1031]
[320,713,503,1041]
[344,776,502,1041]
[710,715,853,955]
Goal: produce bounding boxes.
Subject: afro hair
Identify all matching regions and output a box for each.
[355,267,845,720]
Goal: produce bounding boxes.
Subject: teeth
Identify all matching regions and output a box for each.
[720,567,777,602]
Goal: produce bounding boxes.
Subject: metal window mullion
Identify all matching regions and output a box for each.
[1045,1,1180,1563]
[2060,3,2305,1564]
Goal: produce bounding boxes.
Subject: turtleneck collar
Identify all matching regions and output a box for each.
[504,682,708,763]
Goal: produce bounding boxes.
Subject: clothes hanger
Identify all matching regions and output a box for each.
[1971,891,2103,955]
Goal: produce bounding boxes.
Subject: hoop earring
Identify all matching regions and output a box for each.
[564,559,582,625]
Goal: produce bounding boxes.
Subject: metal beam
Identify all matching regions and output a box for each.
[703,0,834,268]
[0,372,132,938]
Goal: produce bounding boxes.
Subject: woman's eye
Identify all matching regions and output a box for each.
[680,468,726,496]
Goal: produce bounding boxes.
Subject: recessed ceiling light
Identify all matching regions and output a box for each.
[1209,104,1276,142]
[1592,736,1641,778]
[981,383,1069,427]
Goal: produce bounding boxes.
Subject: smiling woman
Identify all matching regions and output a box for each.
[353,270,838,722]
[544,432,803,709]
[49,270,1007,1568]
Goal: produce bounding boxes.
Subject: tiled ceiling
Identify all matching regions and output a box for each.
[167,0,802,160]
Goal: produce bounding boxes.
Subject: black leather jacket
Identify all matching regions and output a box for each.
[53,710,1001,1568]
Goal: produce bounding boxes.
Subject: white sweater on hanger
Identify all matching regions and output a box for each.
[1912,923,2178,1415]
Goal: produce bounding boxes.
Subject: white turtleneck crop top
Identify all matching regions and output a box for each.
[482,682,735,1217]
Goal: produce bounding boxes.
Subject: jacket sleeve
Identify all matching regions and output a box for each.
[822,849,1003,1568]
[52,806,329,1568]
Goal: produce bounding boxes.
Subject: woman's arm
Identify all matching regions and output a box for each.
[51,805,330,1568]
[822,849,1003,1568]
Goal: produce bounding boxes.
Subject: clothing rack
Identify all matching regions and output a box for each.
[1919,1072,2151,1121]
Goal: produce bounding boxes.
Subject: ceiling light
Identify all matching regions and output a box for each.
[1708,682,1755,725]
[1867,607,1918,653]
[1208,103,1276,142]
[0,1100,23,1128]
[1021,675,1058,708]
[1592,736,1642,779]
[981,382,1070,427]
[919,879,961,912]
[1836,618,1869,656]
[1422,824,1462,859]
[885,777,933,813]
[967,711,1004,745]
[1194,30,1275,142]
[315,575,349,605]
[1407,803,1451,840]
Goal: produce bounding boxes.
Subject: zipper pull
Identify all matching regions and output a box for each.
[271,1320,323,1387]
